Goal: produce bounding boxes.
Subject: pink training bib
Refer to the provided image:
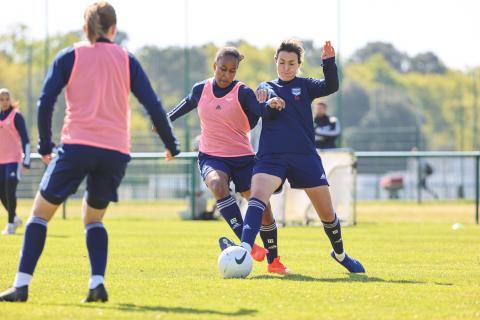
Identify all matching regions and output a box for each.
[61,41,131,154]
[0,109,23,164]
[197,78,254,157]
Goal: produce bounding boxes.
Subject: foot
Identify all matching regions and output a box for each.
[251,244,268,262]
[218,236,236,251]
[0,286,28,302]
[1,223,15,235]
[330,251,365,273]
[268,257,292,274]
[13,216,22,229]
[82,284,108,303]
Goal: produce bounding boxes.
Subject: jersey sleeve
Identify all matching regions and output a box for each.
[254,82,282,119]
[237,85,262,129]
[14,112,31,168]
[37,47,75,155]
[129,53,180,155]
[305,57,339,99]
[167,81,205,122]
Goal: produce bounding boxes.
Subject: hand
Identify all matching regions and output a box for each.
[321,41,335,60]
[256,89,269,103]
[21,166,30,174]
[165,149,174,161]
[152,125,157,133]
[41,154,54,165]
[267,97,285,111]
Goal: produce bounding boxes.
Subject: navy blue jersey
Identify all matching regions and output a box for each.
[0,107,30,167]
[37,38,179,155]
[168,79,276,127]
[257,57,338,155]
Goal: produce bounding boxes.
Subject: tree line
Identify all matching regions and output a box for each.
[1,25,478,152]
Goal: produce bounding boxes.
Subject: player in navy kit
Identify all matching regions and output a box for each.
[225,39,365,273]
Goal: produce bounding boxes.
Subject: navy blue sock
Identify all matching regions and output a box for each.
[240,198,266,248]
[260,222,278,264]
[6,178,18,224]
[217,195,243,240]
[322,214,344,254]
[18,217,48,275]
[85,223,108,277]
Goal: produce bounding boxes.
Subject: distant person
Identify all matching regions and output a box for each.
[312,100,341,149]
[0,88,30,235]
[419,159,438,199]
[0,1,179,303]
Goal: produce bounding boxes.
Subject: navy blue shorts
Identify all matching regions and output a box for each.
[39,144,130,205]
[253,153,329,189]
[0,162,21,183]
[197,152,255,193]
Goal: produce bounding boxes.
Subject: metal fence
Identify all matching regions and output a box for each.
[18,151,480,224]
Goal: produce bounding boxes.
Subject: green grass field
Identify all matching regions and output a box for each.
[0,200,479,319]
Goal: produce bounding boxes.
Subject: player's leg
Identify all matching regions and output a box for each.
[240,173,282,252]
[2,163,20,234]
[0,145,88,302]
[81,148,129,303]
[200,154,245,240]
[0,171,8,227]
[0,192,59,302]
[82,196,109,303]
[0,164,9,229]
[287,153,364,273]
[206,170,245,240]
[305,186,364,273]
[248,196,289,273]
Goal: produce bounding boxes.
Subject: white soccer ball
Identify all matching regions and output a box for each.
[218,246,253,279]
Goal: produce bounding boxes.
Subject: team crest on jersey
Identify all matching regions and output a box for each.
[292,87,302,96]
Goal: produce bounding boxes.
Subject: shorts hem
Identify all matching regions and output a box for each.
[40,189,65,205]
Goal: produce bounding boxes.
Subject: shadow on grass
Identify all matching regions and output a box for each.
[60,303,256,316]
[13,233,69,238]
[251,273,452,286]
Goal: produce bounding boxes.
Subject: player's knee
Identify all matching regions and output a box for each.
[86,194,109,210]
[248,190,270,205]
[262,206,275,223]
[208,178,229,198]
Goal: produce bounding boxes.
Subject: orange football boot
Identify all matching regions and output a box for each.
[267,256,291,274]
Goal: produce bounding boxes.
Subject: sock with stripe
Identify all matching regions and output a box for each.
[14,216,48,287]
[85,222,108,289]
[260,222,278,264]
[322,214,345,261]
[240,198,266,252]
[217,195,244,240]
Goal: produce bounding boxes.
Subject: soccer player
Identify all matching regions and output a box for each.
[0,1,179,302]
[168,47,290,274]
[0,88,30,235]
[229,39,365,273]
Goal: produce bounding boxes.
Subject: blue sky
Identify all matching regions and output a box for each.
[1,0,478,70]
